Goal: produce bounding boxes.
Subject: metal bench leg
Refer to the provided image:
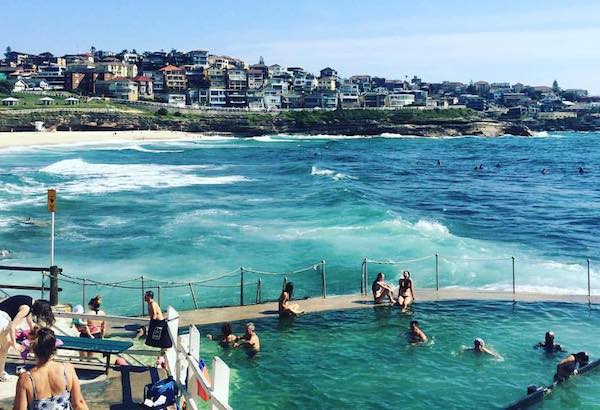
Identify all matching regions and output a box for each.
[106,353,111,374]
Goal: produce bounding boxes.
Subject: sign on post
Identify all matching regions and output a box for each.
[47,189,57,212]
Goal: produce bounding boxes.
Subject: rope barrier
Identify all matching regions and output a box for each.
[440,255,513,262]
[366,255,435,265]
[243,261,322,276]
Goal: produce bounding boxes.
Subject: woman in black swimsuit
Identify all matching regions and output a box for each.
[0,296,54,381]
[397,271,415,312]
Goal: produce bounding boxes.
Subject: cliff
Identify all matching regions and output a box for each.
[0,108,535,137]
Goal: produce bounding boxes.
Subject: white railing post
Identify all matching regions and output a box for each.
[188,325,201,402]
[166,306,179,378]
[211,357,231,410]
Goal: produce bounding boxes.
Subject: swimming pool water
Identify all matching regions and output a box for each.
[198,301,600,409]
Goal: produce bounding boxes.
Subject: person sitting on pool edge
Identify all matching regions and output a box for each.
[408,320,427,344]
[372,272,394,304]
[535,331,565,353]
[278,282,303,317]
[397,271,415,312]
[466,338,502,359]
[234,323,260,357]
[554,352,589,382]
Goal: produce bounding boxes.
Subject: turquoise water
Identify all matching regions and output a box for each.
[0,132,598,313]
[198,301,600,409]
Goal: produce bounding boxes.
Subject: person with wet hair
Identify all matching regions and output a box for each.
[278,282,303,317]
[554,352,590,382]
[535,331,565,353]
[13,327,88,409]
[408,320,428,344]
[397,271,416,312]
[85,296,106,339]
[466,338,502,359]
[144,291,163,321]
[0,296,55,381]
[371,272,394,304]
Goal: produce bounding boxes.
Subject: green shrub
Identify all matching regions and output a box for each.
[156,107,168,116]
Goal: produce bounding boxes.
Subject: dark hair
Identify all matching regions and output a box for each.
[574,352,589,366]
[410,320,419,327]
[31,299,55,327]
[89,295,102,312]
[403,271,411,278]
[145,290,154,299]
[376,272,384,281]
[545,331,554,345]
[221,323,233,336]
[284,282,294,299]
[32,327,56,364]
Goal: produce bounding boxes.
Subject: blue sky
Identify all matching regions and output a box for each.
[2,0,600,93]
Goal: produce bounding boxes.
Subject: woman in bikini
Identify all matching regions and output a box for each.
[278,282,303,317]
[397,271,415,312]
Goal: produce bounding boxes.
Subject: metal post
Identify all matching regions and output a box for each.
[256,278,262,304]
[50,212,55,266]
[321,260,327,298]
[189,283,198,309]
[41,272,45,300]
[49,265,59,306]
[435,254,439,292]
[360,259,366,295]
[364,259,368,296]
[588,259,591,305]
[141,276,145,316]
[512,256,516,302]
[82,278,87,307]
[157,285,161,307]
[240,267,244,306]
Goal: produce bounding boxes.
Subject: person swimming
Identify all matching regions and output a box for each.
[234,322,260,357]
[554,352,589,382]
[397,271,415,312]
[535,331,564,353]
[466,338,501,359]
[408,320,427,343]
[436,160,441,166]
[371,272,394,304]
[207,323,238,348]
[278,282,303,317]
[579,167,585,174]
[541,168,548,175]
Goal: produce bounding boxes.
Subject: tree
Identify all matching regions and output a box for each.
[90,46,96,55]
[156,107,168,116]
[552,80,560,93]
[259,56,265,65]
[5,46,11,57]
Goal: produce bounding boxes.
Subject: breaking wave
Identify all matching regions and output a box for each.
[310,166,356,181]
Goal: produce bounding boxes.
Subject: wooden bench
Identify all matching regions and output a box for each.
[57,336,133,374]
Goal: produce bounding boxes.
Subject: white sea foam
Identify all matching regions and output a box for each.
[113,145,184,153]
[310,166,356,181]
[38,158,249,195]
[251,135,295,143]
[414,219,450,237]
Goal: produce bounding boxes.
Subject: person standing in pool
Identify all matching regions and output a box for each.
[372,273,394,304]
[408,320,427,343]
[397,271,415,312]
[278,282,303,317]
[0,296,55,381]
[535,331,565,353]
[554,352,589,382]
[466,338,501,359]
[234,323,260,357]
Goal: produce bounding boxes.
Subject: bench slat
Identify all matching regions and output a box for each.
[58,336,133,354]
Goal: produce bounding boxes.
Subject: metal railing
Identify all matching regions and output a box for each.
[361,255,595,304]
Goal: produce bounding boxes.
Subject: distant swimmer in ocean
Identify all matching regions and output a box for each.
[495,163,501,168]
[371,272,394,304]
[579,167,585,174]
[554,352,589,382]
[465,338,501,359]
[541,168,548,175]
[234,322,260,357]
[397,271,415,312]
[436,160,441,166]
[535,331,565,353]
[408,320,427,344]
[479,164,484,170]
[278,282,303,317]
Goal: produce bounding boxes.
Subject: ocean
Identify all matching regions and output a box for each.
[0,132,598,313]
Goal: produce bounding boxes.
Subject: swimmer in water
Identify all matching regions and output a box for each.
[495,163,501,168]
[466,338,501,359]
[436,160,441,166]
[554,352,589,382]
[579,167,584,174]
[234,322,260,357]
[408,320,427,343]
[535,331,565,353]
[371,272,394,304]
[479,164,484,170]
[541,168,548,175]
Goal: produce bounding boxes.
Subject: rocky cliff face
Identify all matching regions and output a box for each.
[0,110,533,137]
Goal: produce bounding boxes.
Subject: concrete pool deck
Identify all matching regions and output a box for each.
[178,288,599,327]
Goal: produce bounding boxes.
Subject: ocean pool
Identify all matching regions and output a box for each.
[198,300,600,409]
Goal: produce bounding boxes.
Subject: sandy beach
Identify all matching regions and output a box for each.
[0,130,208,149]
